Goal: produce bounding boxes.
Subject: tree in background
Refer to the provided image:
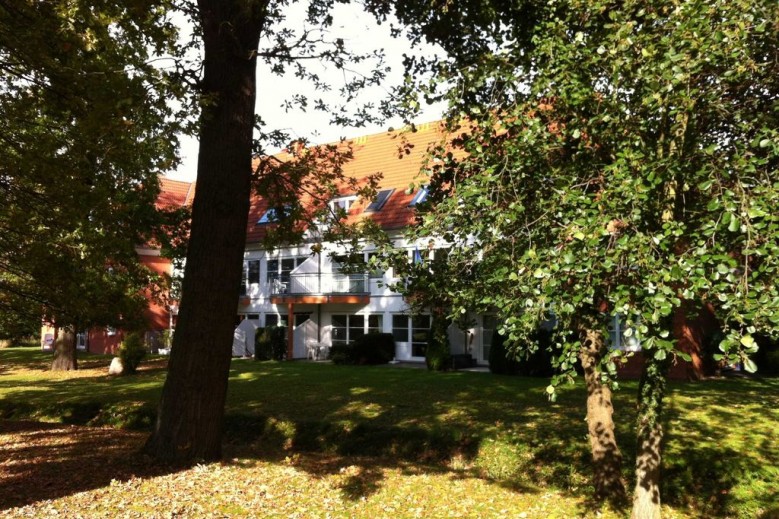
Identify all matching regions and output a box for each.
[371,0,779,516]
[0,0,186,370]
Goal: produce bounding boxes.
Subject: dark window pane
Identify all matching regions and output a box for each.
[332,315,347,328]
[267,259,279,282]
[350,315,364,328]
[248,260,260,284]
[412,315,430,329]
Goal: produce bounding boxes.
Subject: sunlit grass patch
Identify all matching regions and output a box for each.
[1,347,778,517]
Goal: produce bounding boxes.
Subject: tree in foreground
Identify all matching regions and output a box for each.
[144,0,386,463]
[0,0,185,370]
[376,0,779,515]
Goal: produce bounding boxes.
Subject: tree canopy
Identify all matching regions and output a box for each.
[374,0,779,515]
[0,0,187,367]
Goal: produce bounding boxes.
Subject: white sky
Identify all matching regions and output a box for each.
[165,3,443,183]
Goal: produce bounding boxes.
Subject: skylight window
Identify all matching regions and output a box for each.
[408,186,429,207]
[257,206,290,224]
[365,188,395,212]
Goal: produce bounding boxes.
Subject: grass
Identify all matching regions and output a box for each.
[1,346,778,518]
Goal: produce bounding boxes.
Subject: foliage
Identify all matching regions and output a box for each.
[488,329,520,375]
[160,329,174,350]
[425,315,451,371]
[372,0,779,512]
[255,326,287,361]
[118,332,147,375]
[753,335,779,376]
[0,310,39,342]
[330,332,395,365]
[0,0,188,360]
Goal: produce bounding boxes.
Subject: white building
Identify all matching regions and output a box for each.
[236,122,496,365]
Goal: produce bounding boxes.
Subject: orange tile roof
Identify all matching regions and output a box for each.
[157,177,195,209]
[246,121,451,244]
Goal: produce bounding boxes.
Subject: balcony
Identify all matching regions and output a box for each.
[269,272,370,305]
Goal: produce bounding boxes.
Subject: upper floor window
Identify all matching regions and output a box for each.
[409,186,429,207]
[267,256,307,284]
[240,259,260,296]
[329,195,357,214]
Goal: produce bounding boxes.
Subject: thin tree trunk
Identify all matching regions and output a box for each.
[631,354,669,519]
[579,326,627,504]
[51,326,77,371]
[143,1,265,464]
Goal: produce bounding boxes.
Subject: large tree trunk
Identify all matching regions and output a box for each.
[143,1,265,464]
[631,354,669,519]
[579,326,627,504]
[51,326,77,371]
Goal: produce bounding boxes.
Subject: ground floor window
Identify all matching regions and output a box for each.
[265,314,289,327]
[392,314,430,357]
[609,314,641,351]
[332,314,383,346]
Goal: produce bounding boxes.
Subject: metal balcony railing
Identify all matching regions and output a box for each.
[269,272,369,295]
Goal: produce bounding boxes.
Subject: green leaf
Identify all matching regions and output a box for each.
[728,215,740,232]
[743,357,757,373]
[740,334,756,348]
[654,349,667,361]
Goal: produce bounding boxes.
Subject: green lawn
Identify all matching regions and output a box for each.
[1,347,778,518]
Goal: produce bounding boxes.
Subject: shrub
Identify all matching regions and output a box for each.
[359,333,395,364]
[118,332,147,375]
[426,316,451,371]
[255,327,272,360]
[489,327,556,376]
[753,334,779,376]
[330,333,395,365]
[160,329,174,350]
[255,326,287,361]
[329,342,357,365]
[515,327,555,377]
[488,329,520,375]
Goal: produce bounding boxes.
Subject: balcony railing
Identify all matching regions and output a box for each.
[269,272,369,296]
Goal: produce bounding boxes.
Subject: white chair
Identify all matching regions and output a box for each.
[272,279,288,294]
[306,340,319,360]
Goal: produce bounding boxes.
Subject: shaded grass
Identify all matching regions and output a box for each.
[1,347,778,517]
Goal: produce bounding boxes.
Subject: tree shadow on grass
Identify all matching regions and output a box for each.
[0,420,182,511]
[2,360,776,516]
[658,377,779,518]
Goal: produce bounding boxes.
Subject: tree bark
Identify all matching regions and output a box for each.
[143,1,265,464]
[631,354,669,519]
[51,326,77,371]
[579,326,627,504]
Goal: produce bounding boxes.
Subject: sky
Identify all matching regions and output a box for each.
[165,3,444,183]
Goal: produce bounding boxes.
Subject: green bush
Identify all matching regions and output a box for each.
[753,334,779,376]
[330,333,395,365]
[489,327,556,376]
[117,332,147,375]
[255,326,287,361]
[329,342,357,365]
[426,316,451,371]
[488,329,520,375]
[515,327,555,377]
